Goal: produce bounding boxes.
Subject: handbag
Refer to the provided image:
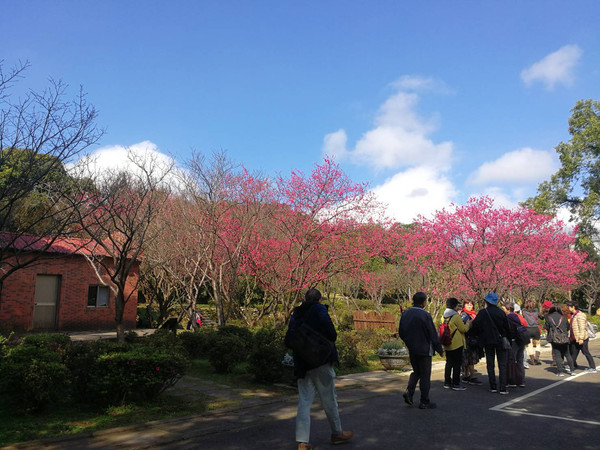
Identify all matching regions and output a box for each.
[507,358,524,386]
[587,321,597,339]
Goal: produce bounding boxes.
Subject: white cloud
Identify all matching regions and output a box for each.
[71,140,179,185]
[469,147,558,185]
[322,89,453,171]
[521,45,583,90]
[390,75,453,94]
[372,166,457,224]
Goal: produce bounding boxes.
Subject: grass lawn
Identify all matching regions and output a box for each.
[0,393,207,447]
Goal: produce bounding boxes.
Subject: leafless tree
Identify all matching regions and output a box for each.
[0,60,102,283]
[61,150,173,342]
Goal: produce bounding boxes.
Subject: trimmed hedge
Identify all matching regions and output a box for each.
[248,326,287,383]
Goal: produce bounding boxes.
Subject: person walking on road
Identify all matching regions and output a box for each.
[285,288,354,450]
[399,291,444,409]
[566,301,597,373]
[545,305,576,377]
[442,297,472,390]
[470,292,510,394]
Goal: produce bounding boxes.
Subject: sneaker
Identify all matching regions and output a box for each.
[489,387,498,393]
[586,368,597,373]
[403,390,413,406]
[298,443,313,450]
[468,378,483,386]
[564,368,572,374]
[569,371,577,376]
[556,373,565,377]
[443,383,451,389]
[418,402,437,409]
[499,390,509,395]
[519,383,526,388]
[534,360,542,365]
[452,384,467,391]
[462,376,471,383]
[507,384,517,388]
[523,362,530,369]
[331,431,354,445]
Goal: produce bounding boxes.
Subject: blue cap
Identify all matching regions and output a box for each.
[484,292,498,305]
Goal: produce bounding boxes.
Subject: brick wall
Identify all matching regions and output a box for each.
[0,253,138,331]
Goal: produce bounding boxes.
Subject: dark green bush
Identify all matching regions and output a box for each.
[0,345,71,412]
[143,329,185,352]
[137,305,159,328]
[218,325,254,352]
[21,333,72,360]
[336,331,360,368]
[207,333,246,373]
[337,312,354,331]
[248,326,287,383]
[178,328,216,358]
[87,347,189,405]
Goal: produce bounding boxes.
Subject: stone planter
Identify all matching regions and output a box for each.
[378,354,410,371]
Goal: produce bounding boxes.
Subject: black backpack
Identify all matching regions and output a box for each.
[548,316,569,344]
[284,305,334,369]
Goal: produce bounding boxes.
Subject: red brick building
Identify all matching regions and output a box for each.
[0,233,139,331]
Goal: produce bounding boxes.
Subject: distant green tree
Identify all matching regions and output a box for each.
[524,99,600,245]
[524,99,600,313]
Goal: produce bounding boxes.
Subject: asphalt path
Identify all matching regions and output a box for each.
[161,340,600,450]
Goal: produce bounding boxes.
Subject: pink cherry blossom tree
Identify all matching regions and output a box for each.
[400,196,592,305]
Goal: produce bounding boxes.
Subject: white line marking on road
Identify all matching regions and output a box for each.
[489,371,600,425]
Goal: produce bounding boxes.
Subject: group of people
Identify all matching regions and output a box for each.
[284,288,596,449]
[399,291,598,409]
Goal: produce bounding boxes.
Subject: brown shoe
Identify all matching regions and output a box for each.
[331,430,354,445]
[298,443,313,450]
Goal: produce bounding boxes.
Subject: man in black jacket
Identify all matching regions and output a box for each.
[470,292,510,394]
[285,288,354,450]
[398,291,444,409]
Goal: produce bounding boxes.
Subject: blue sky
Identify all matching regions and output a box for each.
[3,1,600,223]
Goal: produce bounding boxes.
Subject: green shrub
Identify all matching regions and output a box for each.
[218,326,254,352]
[0,345,71,412]
[64,340,128,402]
[248,326,287,383]
[337,312,354,331]
[143,329,185,352]
[137,305,159,328]
[87,347,189,405]
[207,333,246,373]
[336,331,360,368]
[178,328,216,358]
[21,333,72,360]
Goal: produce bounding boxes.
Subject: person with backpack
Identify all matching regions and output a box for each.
[399,291,444,409]
[470,292,511,394]
[522,300,542,366]
[284,288,354,449]
[566,301,597,373]
[442,297,472,390]
[545,305,575,377]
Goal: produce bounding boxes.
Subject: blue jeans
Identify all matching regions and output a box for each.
[296,363,342,444]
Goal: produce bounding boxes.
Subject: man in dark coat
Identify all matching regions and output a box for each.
[398,291,444,409]
[285,288,353,450]
[470,292,510,394]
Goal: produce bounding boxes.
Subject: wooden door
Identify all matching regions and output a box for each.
[32,275,61,330]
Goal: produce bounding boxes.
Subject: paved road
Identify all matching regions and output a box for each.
[5,339,600,450]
